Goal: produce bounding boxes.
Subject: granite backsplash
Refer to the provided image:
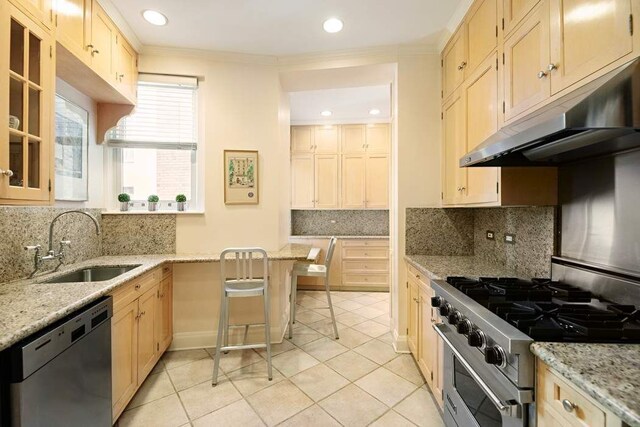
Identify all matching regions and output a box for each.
[291,210,389,236]
[0,209,177,283]
[101,214,176,256]
[0,207,103,283]
[406,207,556,278]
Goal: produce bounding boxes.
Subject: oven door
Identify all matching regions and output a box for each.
[434,324,532,427]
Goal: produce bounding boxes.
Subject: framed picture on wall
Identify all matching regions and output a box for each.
[224,150,259,205]
[54,95,89,201]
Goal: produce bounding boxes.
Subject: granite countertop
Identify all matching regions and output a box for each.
[0,244,311,352]
[532,342,640,427]
[404,254,522,281]
[290,235,389,239]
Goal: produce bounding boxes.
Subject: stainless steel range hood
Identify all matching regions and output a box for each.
[460,59,640,167]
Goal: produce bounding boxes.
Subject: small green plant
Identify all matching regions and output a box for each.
[118,193,130,203]
[175,194,187,203]
[148,195,160,203]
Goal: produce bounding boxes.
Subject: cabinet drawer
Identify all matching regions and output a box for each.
[111,269,159,313]
[342,273,389,286]
[539,364,606,427]
[342,247,388,260]
[161,263,173,279]
[341,239,388,247]
[407,264,428,283]
[342,260,388,273]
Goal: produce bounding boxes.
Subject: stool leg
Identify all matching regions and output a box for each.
[212,294,226,386]
[324,276,339,339]
[263,290,273,381]
[289,272,297,339]
[223,296,230,354]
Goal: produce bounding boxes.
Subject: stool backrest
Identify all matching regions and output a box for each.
[220,247,269,291]
[325,237,338,271]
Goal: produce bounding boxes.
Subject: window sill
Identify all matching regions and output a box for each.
[102,210,205,215]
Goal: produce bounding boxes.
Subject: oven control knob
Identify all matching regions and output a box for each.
[439,303,453,317]
[456,319,473,335]
[468,330,486,348]
[431,296,443,308]
[485,346,507,368]
[447,311,461,325]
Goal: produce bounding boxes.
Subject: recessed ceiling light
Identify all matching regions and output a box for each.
[323,18,344,33]
[321,110,333,117]
[142,10,168,26]
[369,108,381,116]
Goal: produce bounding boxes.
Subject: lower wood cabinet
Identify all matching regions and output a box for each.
[537,359,623,427]
[111,264,173,422]
[406,262,444,408]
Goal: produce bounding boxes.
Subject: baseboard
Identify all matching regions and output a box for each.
[392,327,410,353]
[169,325,286,351]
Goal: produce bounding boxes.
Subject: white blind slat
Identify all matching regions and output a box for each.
[106,80,198,149]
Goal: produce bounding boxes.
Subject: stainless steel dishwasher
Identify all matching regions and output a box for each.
[1,296,113,427]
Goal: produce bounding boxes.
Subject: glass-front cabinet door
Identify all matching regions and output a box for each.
[1,4,52,202]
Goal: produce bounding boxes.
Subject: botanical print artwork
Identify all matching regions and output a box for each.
[228,156,255,188]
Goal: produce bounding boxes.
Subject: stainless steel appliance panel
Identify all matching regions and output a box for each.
[559,147,640,277]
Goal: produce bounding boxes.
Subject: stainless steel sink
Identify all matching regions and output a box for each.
[43,265,141,283]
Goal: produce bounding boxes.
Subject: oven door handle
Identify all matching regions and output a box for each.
[433,323,518,415]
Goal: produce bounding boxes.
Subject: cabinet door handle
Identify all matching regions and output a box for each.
[547,63,558,72]
[457,61,467,71]
[562,399,577,413]
[537,70,548,79]
[460,186,466,192]
[92,49,100,56]
[86,44,94,49]
[135,284,141,290]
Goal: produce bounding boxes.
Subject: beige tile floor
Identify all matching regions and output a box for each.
[117,290,445,427]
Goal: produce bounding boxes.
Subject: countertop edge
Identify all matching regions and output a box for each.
[531,343,640,427]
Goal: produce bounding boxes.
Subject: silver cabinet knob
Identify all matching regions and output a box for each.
[547,63,558,72]
[537,70,548,79]
[91,49,100,56]
[460,186,466,191]
[457,61,467,71]
[1,169,14,177]
[562,399,577,413]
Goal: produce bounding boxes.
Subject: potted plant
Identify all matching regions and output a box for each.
[147,195,160,211]
[118,193,130,212]
[176,194,187,212]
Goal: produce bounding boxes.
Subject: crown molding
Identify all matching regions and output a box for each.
[438,0,474,52]
[140,45,279,66]
[97,0,142,51]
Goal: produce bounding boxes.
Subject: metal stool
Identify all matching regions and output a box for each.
[212,248,272,386]
[289,237,339,340]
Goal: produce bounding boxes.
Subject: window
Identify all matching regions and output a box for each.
[107,74,199,207]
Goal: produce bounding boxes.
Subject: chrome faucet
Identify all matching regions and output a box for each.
[25,210,101,278]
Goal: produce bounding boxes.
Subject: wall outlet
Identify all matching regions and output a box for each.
[504,233,516,244]
[486,230,495,240]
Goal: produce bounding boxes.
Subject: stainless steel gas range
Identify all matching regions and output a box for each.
[430,257,640,427]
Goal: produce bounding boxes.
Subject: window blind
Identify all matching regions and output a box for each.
[106,74,198,150]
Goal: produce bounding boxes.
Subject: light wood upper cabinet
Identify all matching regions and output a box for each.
[111,299,138,421]
[291,126,314,154]
[90,0,115,84]
[442,92,466,205]
[54,0,91,63]
[341,154,366,208]
[341,124,366,153]
[503,0,541,35]
[464,53,499,204]
[314,125,339,153]
[365,154,389,208]
[1,4,53,204]
[548,0,633,94]
[365,124,390,153]
[442,27,467,100]
[465,0,498,76]
[314,154,340,208]
[11,0,54,29]
[291,154,314,208]
[503,0,550,121]
[115,33,137,101]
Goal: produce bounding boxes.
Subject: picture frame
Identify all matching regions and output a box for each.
[54,95,89,201]
[224,150,259,205]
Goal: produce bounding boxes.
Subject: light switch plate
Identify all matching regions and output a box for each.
[504,233,516,244]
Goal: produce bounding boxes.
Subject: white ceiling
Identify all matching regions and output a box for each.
[108,0,462,56]
[290,86,391,125]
